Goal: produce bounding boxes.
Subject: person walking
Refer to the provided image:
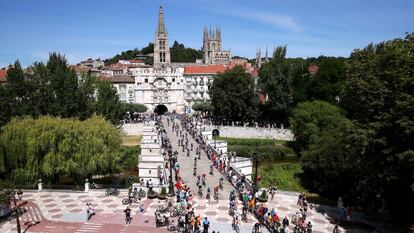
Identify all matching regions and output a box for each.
[86,203,95,221]
[124,205,132,224]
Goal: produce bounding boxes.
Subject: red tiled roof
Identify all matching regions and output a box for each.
[99,75,135,83]
[72,65,91,73]
[0,69,7,82]
[184,65,226,75]
[129,59,145,63]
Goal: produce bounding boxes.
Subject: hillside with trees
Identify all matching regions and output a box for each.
[104,41,203,65]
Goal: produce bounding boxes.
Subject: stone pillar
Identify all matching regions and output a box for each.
[38,179,43,191]
[85,179,90,193]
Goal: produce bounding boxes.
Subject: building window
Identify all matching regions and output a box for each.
[119,84,126,90]
[172,78,175,82]
[145,79,148,83]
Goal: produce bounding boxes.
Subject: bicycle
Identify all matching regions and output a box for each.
[134,188,146,198]
[228,207,235,216]
[167,220,184,232]
[122,196,139,205]
[213,192,219,202]
[232,222,240,233]
[170,207,185,217]
[91,182,102,189]
[242,211,248,222]
[105,187,119,196]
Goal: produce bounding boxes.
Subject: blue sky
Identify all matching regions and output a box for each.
[0,0,413,67]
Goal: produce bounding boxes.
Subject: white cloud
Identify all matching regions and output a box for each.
[232,11,301,32]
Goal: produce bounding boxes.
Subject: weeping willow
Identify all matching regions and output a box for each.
[0,115,122,185]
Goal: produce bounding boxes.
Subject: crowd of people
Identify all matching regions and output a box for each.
[152,114,322,233]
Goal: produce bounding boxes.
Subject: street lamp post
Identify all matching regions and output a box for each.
[252,152,262,196]
[167,149,175,196]
[5,189,27,233]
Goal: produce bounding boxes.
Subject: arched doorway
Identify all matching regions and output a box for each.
[154,104,168,115]
[212,129,220,137]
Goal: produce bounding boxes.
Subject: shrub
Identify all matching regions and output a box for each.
[158,187,167,200]
[147,189,158,199]
[258,190,268,202]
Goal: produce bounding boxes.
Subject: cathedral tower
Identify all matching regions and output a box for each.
[153,6,170,66]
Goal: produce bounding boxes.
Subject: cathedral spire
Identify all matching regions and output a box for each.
[265,46,269,63]
[156,6,167,35]
[154,6,170,66]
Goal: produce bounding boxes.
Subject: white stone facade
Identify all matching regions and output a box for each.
[131,66,186,113]
[113,83,136,103]
[138,122,165,186]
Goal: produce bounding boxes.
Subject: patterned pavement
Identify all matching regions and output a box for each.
[0,189,346,233]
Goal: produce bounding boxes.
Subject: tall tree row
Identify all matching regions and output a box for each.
[0,53,145,127]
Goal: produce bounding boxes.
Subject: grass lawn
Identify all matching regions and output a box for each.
[122,135,142,147]
[259,162,306,192]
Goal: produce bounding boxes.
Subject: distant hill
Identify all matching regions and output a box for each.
[104,41,203,65]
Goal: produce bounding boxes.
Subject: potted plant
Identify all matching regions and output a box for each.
[258,190,268,203]
[147,189,158,199]
[158,187,167,200]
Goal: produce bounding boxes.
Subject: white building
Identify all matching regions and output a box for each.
[100,75,136,103]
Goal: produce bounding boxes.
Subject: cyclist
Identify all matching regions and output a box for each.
[253,222,261,233]
[198,185,203,197]
[219,177,224,190]
[213,193,219,202]
[242,204,248,220]
[202,174,206,186]
[232,214,240,232]
[229,199,235,215]
[206,187,211,201]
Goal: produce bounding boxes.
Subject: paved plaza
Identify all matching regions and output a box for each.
[1,117,348,233]
[0,189,344,233]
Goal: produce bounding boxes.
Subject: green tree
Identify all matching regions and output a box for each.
[289,101,344,154]
[119,102,147,114]
[46,53,82,118]
[341,33,414,223]
[300,119,369,200]
[210,66,258,122]
[170,41,203,62]
[94,80,121,124]
[0,116,121,184]
[258,46,295,124]
[292,57,346,105]
[192,101,214,114]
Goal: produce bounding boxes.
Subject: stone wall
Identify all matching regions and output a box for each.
[206,125,294,141]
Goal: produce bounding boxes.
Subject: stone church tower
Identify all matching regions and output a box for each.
[203,27,230,64]
[153,6,170,66]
